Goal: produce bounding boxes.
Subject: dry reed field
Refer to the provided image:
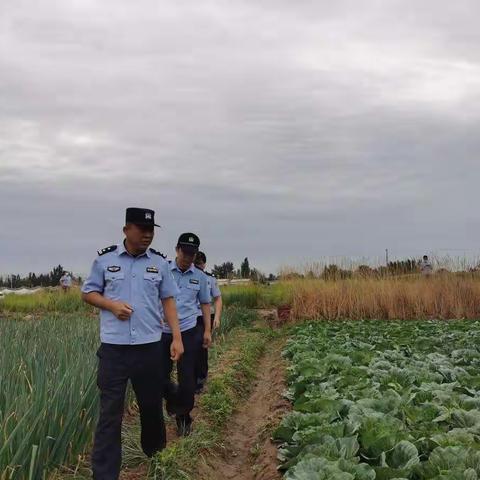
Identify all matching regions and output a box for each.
[288,274,480,321]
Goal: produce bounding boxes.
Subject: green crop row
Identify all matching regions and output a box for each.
[1,305,258,480]
[0,314,99,480]
[275,320,480,479]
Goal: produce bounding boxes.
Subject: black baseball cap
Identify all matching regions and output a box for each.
[125,207,160,227]
[177,232,200,253]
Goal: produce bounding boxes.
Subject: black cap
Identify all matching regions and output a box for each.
[125,207,160,227]
[177,232,200,253]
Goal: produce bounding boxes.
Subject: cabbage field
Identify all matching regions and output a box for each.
[275,320,480,480]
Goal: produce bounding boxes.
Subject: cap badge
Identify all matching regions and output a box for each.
[145,212,152,220]
[189,237,194,242]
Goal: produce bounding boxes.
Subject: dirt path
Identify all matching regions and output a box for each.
[197,339,290,480]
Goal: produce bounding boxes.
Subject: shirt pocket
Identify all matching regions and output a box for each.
[143,272,162,298]
[185,282,200,300]
[104,272,125,297]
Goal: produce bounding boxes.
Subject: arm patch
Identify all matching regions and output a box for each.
[97,245,117,256]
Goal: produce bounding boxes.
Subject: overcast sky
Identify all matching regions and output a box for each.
[1,0,479,275]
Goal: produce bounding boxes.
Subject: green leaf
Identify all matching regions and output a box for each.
[385,441,420,470]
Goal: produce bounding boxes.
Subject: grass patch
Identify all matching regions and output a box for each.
[221,284,264,309]
[0,288,91,314]
[214,305,258,336]
[220,282,292,309]
[150,323,274,479]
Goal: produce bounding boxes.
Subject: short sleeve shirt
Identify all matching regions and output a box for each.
[197,272,221,314]
[81,243,179,345]
[161,260,211,333]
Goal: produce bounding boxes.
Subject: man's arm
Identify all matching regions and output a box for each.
[161,296,184,361]
[210,277,222,330]
[201,303,211,348]
[81,258,133,320]
[82,292,133,320]
[212,295,223,330]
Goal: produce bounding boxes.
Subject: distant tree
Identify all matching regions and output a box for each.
[212,262,235,279]
[357,265,375,277]
[322,264,352,281]
[0,265,68,289]
[250,268,267,283]
[49,264,64,286]
[240,257,250,279]
[387,259,419,276]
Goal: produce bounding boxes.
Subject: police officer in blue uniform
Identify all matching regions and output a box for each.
[81,208,184,480]
[194,251,223,393]
[160,233,211,436]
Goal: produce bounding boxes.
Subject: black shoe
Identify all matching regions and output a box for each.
[176,415,192,437]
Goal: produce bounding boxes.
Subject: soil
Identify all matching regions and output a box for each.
[196,338,290,480]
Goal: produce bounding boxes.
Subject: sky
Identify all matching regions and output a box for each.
[1,0,479,276]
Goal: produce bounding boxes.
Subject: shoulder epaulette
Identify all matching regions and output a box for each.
[150,248,167,259]
[205,270,215,277]
[97,245,117,256]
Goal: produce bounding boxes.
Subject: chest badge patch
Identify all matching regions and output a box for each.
[189,278,199,285]
[107,266,121,273]
[146,266,159,273]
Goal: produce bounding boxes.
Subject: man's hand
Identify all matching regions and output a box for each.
[203,331,212,349]
[170,338,184,361]
[213,316,221,330]
[110,301,134,320]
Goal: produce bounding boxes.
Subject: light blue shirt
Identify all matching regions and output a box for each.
[82,243,179,345]
[197,271,221,314]
[207,273,221,299]
[161,260,211,333]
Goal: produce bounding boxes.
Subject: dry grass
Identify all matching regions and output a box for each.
[288,274,480,320]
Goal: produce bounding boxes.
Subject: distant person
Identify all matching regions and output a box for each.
[420,255,433,276]
[81,207,183,480]
[160,233,211,436]
[59,272,72,292]
[194,251,223,393]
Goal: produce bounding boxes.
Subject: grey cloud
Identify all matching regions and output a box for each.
[1,0,479,275]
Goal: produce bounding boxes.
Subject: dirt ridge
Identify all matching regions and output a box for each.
[197,339,290,480]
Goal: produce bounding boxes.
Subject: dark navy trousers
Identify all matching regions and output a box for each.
[92,341,165,480]
[160,323,202,416]
[195,314,214,384]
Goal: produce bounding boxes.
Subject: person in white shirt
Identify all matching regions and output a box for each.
[420,255,433,276]
[59,272,73,291]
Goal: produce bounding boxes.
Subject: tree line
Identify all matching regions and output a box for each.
[0,265,74,289]
[0,258,274,289]
[212,257,276,283]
